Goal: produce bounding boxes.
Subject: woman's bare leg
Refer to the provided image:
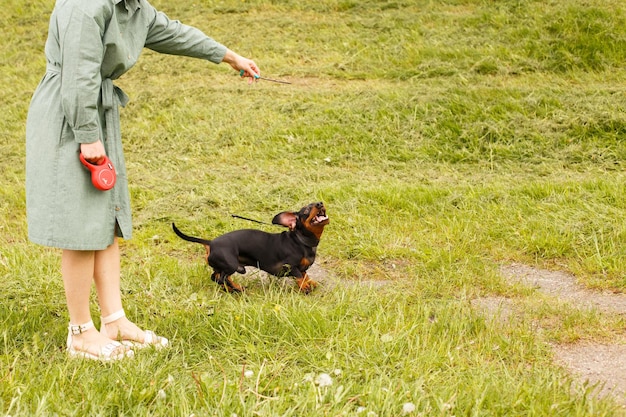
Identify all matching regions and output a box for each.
[93,237,147,342]
[61,249,124,356]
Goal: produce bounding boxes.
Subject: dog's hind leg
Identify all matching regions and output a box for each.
[225,276,244,293]
[204,244,211,264]
[211,271,244,293]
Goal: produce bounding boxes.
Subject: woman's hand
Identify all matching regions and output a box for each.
[222,49,260,83]
[80,140,107,165]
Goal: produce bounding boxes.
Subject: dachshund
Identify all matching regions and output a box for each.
[173,202,329,293]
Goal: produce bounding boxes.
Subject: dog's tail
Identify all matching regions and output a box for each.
[172,223,212,246]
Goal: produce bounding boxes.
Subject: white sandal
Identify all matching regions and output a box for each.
[67,320,133,361]
[100,309,169,349]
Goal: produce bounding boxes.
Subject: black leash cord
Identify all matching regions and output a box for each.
[231,214,274,226]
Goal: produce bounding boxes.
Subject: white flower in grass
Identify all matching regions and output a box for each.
[315,373,333,387]
[156,389,166,401]
[356,406,367,414]
[333,368,343,376]
[380,333,394,343]
[402,402,416,414]
[244,370,254,378]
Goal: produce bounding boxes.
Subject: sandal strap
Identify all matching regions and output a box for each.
[101,341,124,357]
[101,309,126,325]
[69,320,95,335]
[143,330,155,345]
[134,330,169,349]
[67,340,133,361]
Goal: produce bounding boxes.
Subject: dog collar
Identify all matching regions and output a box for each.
[293,231,319,248]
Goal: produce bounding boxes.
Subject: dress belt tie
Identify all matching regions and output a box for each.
[101,78,129,109]
[45,63,129,109]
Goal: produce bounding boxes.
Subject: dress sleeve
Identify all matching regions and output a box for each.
[59,7,105,144]
[144,3,228,64]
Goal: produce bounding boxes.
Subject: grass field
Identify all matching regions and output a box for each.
[2,0,626,415]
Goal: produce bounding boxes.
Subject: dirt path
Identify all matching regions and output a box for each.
[501,263,626,315]
[474,263,626,408]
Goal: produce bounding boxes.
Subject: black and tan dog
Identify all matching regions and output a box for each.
[172,202,329,293]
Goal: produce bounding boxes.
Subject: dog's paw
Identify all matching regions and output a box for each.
[296,277,319,294]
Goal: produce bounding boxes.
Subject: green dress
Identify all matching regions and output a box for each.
[25,0,227,250]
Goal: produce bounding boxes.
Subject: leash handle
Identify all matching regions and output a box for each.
[79,153,116,191]
[239,69,291,84]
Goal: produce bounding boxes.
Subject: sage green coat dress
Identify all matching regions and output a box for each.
[26,0,227,250]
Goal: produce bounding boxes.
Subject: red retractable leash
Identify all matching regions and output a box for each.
[79,153,117,191]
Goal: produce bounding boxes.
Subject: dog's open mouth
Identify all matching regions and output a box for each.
[312,209,329,225]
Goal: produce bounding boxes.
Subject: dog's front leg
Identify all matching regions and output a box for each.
[295,272,318,294]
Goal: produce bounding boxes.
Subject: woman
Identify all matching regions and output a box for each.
[25,0,260,361]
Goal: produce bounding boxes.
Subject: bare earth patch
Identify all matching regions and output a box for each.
[500,263,626,315]
[474,263,626,408]
[470,296,518,326]
[554,343,626,406]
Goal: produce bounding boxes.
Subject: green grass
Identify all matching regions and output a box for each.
[2,0,626,415]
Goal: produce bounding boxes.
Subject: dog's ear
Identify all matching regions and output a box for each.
[272,211,298,230]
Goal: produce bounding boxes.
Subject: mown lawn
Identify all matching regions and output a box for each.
[1,0,626,415]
